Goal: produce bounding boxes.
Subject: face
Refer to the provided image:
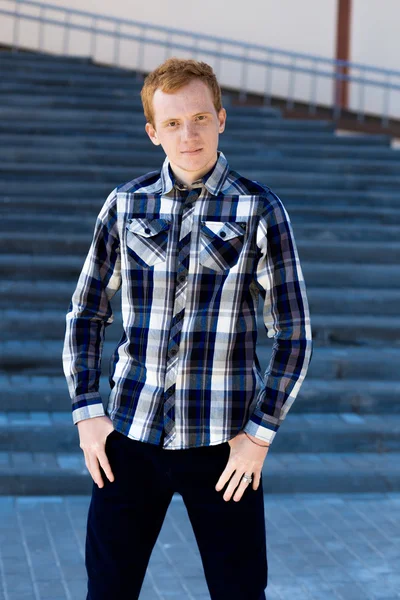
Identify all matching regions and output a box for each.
[145,79,226,187]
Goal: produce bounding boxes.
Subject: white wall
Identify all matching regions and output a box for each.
[350,0,400,119]
[0,0,398,119]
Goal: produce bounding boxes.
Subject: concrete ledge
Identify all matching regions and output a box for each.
[2,232,399,263]
[0,253,398,286]
[1,451,399,494]
[1,340,399,379]
[2,307,400,344]
[0,375,398,414]
[3,281,399,315]
[0,413,399,453]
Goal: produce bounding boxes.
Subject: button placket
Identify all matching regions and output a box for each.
[163,189,199,442]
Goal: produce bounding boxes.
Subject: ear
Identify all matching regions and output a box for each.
[145,122,161,146]
[218,108,227,134]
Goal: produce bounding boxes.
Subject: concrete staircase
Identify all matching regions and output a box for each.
[1,49,399,495]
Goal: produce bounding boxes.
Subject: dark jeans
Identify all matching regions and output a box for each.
[85,429,268,600]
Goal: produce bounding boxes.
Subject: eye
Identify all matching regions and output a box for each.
[196,115,206,120]
[168,121,177,127]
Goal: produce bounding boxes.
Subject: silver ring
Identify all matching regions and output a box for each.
[242,473,253,483]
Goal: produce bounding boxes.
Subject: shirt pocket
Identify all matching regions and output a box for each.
[199,220,247,272]
[125,217,171,268]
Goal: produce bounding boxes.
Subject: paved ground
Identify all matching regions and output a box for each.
[0,492,399,600]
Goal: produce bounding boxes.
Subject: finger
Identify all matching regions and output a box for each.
[253,472,261,491]
[233,479,251,502]
[82,449,103,488]
[223,473,247,502]
[98,448,115,484]
[88,453,105,488]
[215,465,235,492]
[81,448,98,486]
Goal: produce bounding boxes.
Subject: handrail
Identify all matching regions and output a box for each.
[1,0,398,128]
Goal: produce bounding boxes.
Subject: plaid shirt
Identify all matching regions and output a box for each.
[62,150,313,449]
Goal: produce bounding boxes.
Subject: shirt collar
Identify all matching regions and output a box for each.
[158,150,230,196]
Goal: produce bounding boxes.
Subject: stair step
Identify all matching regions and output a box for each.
[0,448,400,497]
[4,202,400,224]
[3,148,400,175]
[3,188,400,210]
[266,144,400,160]
[0,122,390,145]
[2,161,400,189]
[0,80,145,98]
[3,281,398,315]
[304,262,399,285]
[0,413,398,453]
[1,308,399,345]
[0,132,393,153]
[0,340,399,380]
[307,288,400,315]
[0,106,328,129]
[3,227,400,262]
[0,375,397,414]
[0,50,103,65]
[8,146,400,167]
[0,60,135,76]
[289,205,400,224]
[0,254,397,286]
[0,71,152,87]
[2,219,399,244]
[0,450,399,494]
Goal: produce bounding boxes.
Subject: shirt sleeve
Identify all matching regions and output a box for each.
[243,191,313,446]
[62,187,122,425]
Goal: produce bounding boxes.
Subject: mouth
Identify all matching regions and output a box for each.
[182,148,203,154]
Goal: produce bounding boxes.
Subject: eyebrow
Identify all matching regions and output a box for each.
[160,112,212,125]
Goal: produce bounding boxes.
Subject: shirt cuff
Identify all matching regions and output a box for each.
[71,393,106,425]
[243,409,279,446]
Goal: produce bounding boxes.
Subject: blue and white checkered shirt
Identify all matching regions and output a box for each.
[62,150,313,449]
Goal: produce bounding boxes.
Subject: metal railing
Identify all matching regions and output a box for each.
[1,0,399,128]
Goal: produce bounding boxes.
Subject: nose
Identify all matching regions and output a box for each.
[181,121,198,142]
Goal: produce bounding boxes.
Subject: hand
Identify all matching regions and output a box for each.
[77,415,115,488]
[215,431,269,502]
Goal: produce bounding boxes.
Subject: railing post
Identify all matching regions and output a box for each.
[192,36,199,59]
[136,24,146,80]
[90,16,97,60]
[357,66,365,123]
[12,0,21,54]
[286,55,297,111]
[382,74,391,129]
[62,11,70,56]
[214,40,222,80]
[263,50,273,106]
[309,58,318,115]
[113,21,120,65]
[38,6,45,52]
[238,47,248,103]
[333,67,342,122]
[164,31,172,60]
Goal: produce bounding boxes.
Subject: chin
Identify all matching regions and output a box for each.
[182,150,209,162]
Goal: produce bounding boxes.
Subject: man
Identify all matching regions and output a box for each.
[62,57,313,600]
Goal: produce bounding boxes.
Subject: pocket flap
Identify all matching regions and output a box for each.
[126,217,171,237]
[200,220,247,241]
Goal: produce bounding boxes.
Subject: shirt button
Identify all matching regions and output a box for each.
[144,227,151,234]
[178,274,186,282]
[169,347,178,357]
[220,230,226,238]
